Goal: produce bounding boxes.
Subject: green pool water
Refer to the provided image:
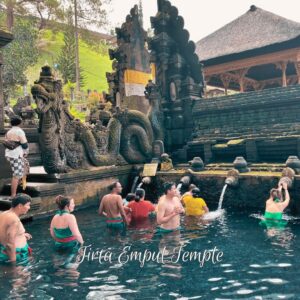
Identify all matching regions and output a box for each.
[1,207,300,299]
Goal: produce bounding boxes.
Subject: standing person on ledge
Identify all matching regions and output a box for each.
[4,116,29,198]
[50,195,84,250]
[127,188,156,222]
[260,182,290,228]
[157,182,185,233]
[0,194,32,263]
[98,182,129,230]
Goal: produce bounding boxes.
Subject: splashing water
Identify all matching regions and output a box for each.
[137,182,143,189]
[218,184,228,210]
[176,183,183,194]
[130,176,139,193]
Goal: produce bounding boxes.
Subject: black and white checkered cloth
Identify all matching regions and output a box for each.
[6,156,25,179]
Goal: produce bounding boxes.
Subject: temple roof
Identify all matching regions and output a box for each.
[196,5,300,64]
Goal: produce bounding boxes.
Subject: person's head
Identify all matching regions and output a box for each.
[163,182,176,197]
[126,193,136,202]
[188,184,197,192]
[10,116,22,127]
[11,193,31,215]
[135,188,145,202]
[55,195,75,212]
[269,188,282,202]
[109,181,122,194]
[191,188,201,198]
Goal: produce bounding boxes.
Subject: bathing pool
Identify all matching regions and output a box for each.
[1,207,300,299]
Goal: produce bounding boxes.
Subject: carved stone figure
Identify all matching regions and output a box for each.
[31,66,154,173]
[12,95,37,126]
[145,80,164,141]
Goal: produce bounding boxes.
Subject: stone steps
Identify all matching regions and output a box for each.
[0,196,42,219]
[1,182,65,198]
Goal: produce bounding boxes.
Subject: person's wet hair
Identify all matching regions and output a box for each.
[163,182,175,195]
[55,195,72,210]
[126,193,135,202]
[188,184,197,191]
[10,116,22,126]
[270,188,282,201]
[135,188,145,202]
[11,193,31,208]
[109,181,120,191]
[192,188,201,198]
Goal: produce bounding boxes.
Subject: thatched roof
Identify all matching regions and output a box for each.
[196,5,300,63]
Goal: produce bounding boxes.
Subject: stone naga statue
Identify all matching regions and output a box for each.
[31,66,154,173]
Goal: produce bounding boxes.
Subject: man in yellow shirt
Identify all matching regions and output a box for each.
[182,188,209,216]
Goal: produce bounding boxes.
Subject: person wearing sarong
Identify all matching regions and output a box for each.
[50,195,84,251]
[260,182,290,228]
[4,116,29,198]
[0,194,32,263]
[98,182,128,231]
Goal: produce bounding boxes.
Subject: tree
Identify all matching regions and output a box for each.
[57,8,85,87]
[0,0,63,31]
[62,0,111,92]
[1,19,39,100]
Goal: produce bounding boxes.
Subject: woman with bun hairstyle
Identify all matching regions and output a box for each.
[50,195,84,250]
[127,188,155,221]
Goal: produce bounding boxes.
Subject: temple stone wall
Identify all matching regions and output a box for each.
[156,171,300,214]
[187,85,300,162]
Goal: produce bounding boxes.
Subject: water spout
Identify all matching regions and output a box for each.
[137,182,143,189]
[279,167,295,188]
[218,184,228,210]
[225,169,239,187]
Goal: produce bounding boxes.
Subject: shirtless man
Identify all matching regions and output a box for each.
[265,182,290,215]
[0,194,32,263]
[157,182,185,233]
[98,182,128,230]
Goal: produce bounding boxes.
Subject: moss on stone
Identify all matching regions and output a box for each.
[227,139,245,145]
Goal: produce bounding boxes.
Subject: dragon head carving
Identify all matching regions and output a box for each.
[31,66,63,114]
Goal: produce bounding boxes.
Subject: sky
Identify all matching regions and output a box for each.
[107,0,300,42]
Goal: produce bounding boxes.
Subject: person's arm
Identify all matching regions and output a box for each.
[279,184,290,210]
[175,197,185,214]
[202,199,209,213]
[117,196,129,225]
[5,219,18,262]
[68,215,84,244]
[156,202,178,225]
[98,196,105,216]
[50,217,55,239]
[19,130,29,155]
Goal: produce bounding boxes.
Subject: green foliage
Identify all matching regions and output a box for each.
[1,19,39,98]
[57,8,85,86]
[26,28,112,92]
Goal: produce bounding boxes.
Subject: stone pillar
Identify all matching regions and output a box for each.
[220,74,231,95]
[280,62,287,87]
[235,68,248,93]
[276,61,288,87]
[0,53,4,133]
[204,143,213,163]
[294,61,300,85]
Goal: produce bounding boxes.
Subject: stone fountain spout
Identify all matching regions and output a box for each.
[278,167,295,188]
[225,169,239,187]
